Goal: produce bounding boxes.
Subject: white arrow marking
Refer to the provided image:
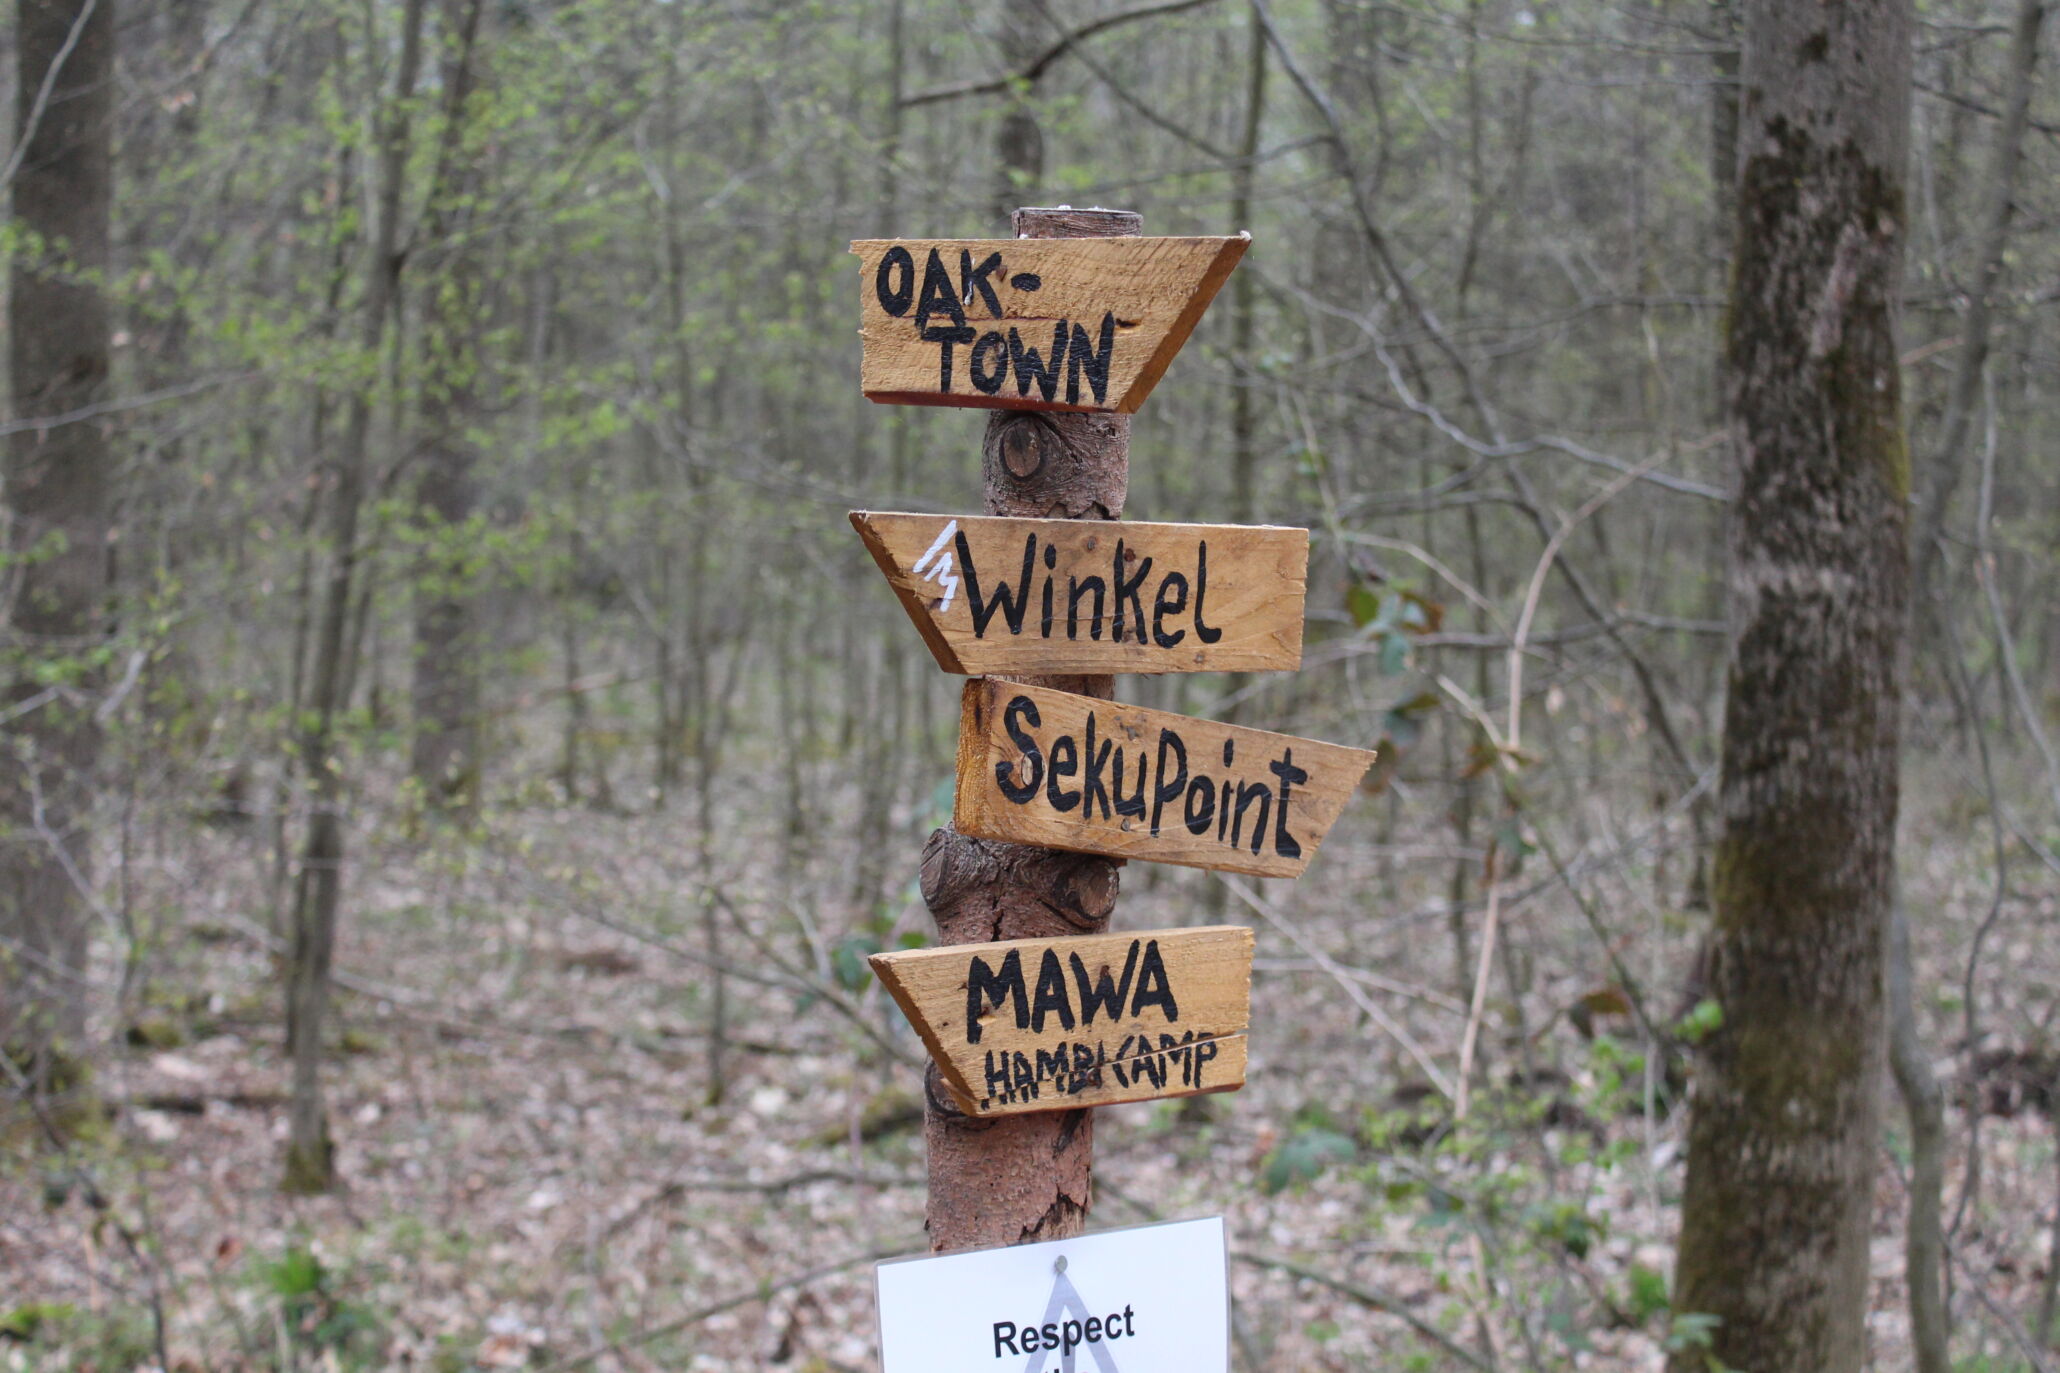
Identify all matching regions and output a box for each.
[912,519,961,613]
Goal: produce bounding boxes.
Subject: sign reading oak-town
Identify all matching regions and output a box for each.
[869,926,1252,1117]
[850,511,1307,676]
[850,236,1247,412]
[954,679,1376,880]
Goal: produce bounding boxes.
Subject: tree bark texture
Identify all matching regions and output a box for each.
[1669,5,1912,1371]
[284,0,427,1193]
[409,0,488,812]
[920,205,1138,1254]
[2,0,114,1093]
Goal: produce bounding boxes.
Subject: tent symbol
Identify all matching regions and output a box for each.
[1022,1257,1120,1373]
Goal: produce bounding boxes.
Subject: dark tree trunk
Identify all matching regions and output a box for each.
[1669,3,1913,1370]
[409,0,488,813]
[283,0,427,1194]
[2,0,115,1100]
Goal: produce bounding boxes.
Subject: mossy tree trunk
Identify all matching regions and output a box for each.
[2,0,114,1102]
[1669,3,1913,1370]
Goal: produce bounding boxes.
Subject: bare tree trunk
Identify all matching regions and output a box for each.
[1669,3,1913,1369]
[1911,0,2045,607]
[283,0,426,1194]
[409,0,489,813]
[1888,897,1951,1373]
[920,205,1137,1253]
[2,0,114,1103]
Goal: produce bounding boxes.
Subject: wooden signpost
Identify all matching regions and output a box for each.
[850,510,1307,676]
[954,679,1375,880]
[850,235,1247,413]
[870,926,1253,1117]
[849,207,1370,1276]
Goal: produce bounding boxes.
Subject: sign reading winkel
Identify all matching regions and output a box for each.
[850,510,1307,676]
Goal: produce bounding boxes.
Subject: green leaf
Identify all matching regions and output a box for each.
[1259,1126,1356,1194]
[1346,583,1380,628]
[1674,997,1724,1044]
[832,934,883,992]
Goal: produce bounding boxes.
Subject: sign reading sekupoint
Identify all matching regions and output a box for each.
[850,236,1247,413]
[955,678,1377,879]
[876,1216,1229,1373]
[851,510,1308,676]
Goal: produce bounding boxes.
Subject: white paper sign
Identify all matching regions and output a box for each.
[875,1216,1228,1372]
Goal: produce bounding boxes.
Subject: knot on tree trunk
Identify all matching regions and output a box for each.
[981,412,1127,519]
[921,828,1120,942]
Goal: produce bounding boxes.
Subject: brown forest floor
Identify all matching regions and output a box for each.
[3,751,2057,1371]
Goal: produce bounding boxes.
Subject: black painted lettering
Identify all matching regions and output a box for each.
[1152,571,1190,649]
[1183,774,1216,836]
[875,245,915,316]
[963,531,1034,638]
[1040,543,1057,637]
[1067,575,1105,641]
[1270,749,1308,860]
[994,1322,1020,1356]
[959,248,1004,317]
[965,949,1028,1044]
[1130,940,1179,1020]
[1231,778,1272,853]
[1031,950,1075,1033]
[1111,543,1152,644]
[985,1050,1012,1098]
[1021,1324,1041,1353]
[1071,939,1140,1026]
[1081,711,1113,820]
[1042,1323,1059,1350]
[969,331,1008,395]
[914,248,964,332]
[1007,323,1068,403]
[1046,735,1081,812]
[1065,312,1117,406]
[1149,729,1188,836]
[995,695,1044,803]
[1112,744,1146,818]
[1193,541,1224,643]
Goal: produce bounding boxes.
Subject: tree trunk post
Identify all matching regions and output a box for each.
[1668,2,1912,1368]
[2,0,114,1105]
[918,205,1138,1253]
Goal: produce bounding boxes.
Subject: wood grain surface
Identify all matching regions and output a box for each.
[850,236,1246,413]
[870,925,1252,1117]
[850,509,1306,675]
[954,678,1375,879]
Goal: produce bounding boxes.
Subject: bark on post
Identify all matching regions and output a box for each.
[2,0,114,1101]
[919,205,1138,1253]
[1668,3,1912,1369]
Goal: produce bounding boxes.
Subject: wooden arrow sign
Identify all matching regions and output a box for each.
[954,679,1375,879]
[869,926,1253,1117]
[850,510,1307,676]
[850,235,1247,413]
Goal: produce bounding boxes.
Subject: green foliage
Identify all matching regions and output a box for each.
[257,1244,385,1362]
[1259,1109,1359,1195]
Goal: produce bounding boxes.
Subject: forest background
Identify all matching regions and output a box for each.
[2,0,2058,1369]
